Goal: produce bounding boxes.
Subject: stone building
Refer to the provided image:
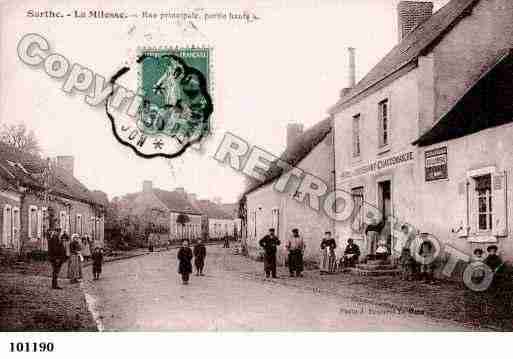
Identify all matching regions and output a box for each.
[330,0,513,268]
[243,120,334,263]
[0,145,105,254]
[119,181,202,244]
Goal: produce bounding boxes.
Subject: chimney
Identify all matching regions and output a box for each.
[286,123,304,149]
[188,193,198,205]
[142,180,153,192]
[347,47,356,88]
[56,156,74,176]
[397,1,433,42]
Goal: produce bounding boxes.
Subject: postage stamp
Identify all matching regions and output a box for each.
[108,46,213,159]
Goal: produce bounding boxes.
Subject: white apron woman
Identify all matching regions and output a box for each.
[320,231,336,274]
[68,234,83,283]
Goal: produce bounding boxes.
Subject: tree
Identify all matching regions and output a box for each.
[0,123,40,155]
[176,213,190,240]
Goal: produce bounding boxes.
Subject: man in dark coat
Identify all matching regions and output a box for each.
[177,240,193,284]
[193,239,207,276]
[47,228,67,289]
[259,228,280,278]
[484,245,504,291]
[343,238,361,268]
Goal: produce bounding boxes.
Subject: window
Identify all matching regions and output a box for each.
[90,216,96,239]
[28,205,38,239]
[351,187,365,233]
[76,214,82,235]
[12,207,20,248]
[378,99,389,147]
[271,208,279,235]
[60,211,67,232]
[475,175,493,232]
[352,114,361,157]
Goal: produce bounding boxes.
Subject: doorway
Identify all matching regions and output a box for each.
[378,180,392,253]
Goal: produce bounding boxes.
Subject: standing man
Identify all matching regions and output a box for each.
[286,228,305,277]
[259,228,281,278]
[342,238,361,268]
[177,240,193,285]
[193,239,207,276]
[48,228,66,289]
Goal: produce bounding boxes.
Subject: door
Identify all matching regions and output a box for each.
[378,180,392,253]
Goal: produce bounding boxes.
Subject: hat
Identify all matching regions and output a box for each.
[487,245,498,252]
[292,228,299,233]
[473,248,484,255]
[269,228,275,232]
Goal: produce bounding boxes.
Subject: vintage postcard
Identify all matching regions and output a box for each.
[1,0,513,355]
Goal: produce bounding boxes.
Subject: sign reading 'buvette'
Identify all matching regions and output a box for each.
[425,146,448,182]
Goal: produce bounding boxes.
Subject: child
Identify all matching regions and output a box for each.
[375,236,389,261]
[177,240,193,285]
[419,241,435,283]
[399,247,415,281]
[193,239,207,276]
[470,248,486,285]
[91,247,103,280]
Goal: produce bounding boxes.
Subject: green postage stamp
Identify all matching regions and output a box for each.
[108,46,213,159]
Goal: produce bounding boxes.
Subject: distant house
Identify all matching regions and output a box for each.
[0,145,105,254]
[119,181,202,243]
[242,120,334,263]
[195,199,235,239]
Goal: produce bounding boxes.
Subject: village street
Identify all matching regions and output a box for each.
[81,245,474,331]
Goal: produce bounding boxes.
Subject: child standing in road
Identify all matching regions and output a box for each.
[399,247,415,281]
[92,247,104,280]
[193,239,207,276]
[177,240,193,285]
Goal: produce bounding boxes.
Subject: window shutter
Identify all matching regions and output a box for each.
[492,171,507,237]
[457,180,469,237]
[37,209,43,239]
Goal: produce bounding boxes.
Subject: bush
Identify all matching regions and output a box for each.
[29,250,48,262]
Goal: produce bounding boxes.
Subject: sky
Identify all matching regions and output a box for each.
[0,0,449,202]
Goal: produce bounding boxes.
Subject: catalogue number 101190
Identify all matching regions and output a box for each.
[9,342,54,352]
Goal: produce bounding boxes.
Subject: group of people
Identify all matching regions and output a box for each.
[47,229,104,289]
[176,239,207,284]
[258,228,361,278]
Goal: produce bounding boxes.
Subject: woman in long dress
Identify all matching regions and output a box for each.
[68,234,82,283]
[320,231,336,274]
[81,235,91,261]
